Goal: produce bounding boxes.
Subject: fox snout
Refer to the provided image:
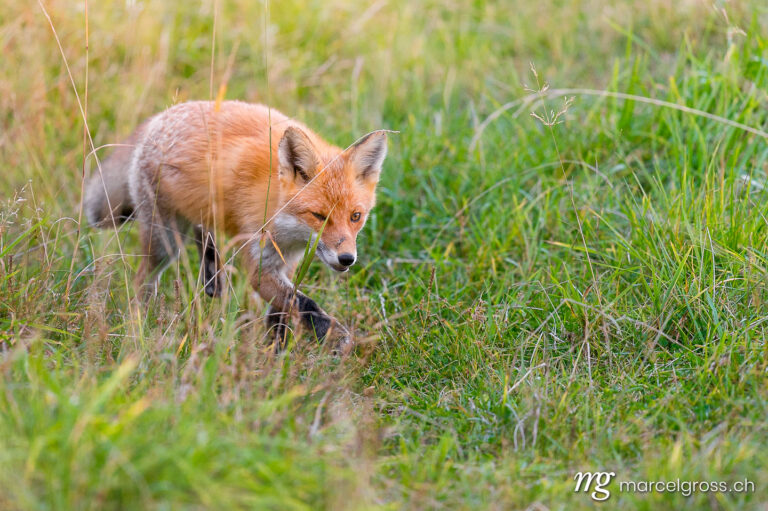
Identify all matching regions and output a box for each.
[317,239,357,272]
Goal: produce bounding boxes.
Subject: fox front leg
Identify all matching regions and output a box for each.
[265,305,289,345]
[251,270,348,350]
[295,293,352,353]
[264,296,333,346]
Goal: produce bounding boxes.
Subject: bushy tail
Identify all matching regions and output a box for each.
[84,124,146,228]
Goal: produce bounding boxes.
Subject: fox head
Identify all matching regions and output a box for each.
[277,127,387,272]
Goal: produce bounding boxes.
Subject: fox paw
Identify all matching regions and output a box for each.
[326,320,353,356]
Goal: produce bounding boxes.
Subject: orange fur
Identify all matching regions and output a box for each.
[84,100,388,348]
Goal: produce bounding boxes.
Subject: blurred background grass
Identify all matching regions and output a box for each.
[1,0,768,509]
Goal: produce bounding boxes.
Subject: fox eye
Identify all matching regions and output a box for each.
[350,212,361,222]
[311,212,327,222]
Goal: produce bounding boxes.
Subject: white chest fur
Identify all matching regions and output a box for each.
[251,213,317,270]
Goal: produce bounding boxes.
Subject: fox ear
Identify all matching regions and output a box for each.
[279,127,319,184]
[349,131,387,184]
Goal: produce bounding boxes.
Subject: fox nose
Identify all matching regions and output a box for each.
[337,253,356,267]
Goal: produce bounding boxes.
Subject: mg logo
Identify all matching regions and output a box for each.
[573,471,616,501]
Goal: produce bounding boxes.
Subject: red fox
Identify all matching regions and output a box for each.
[84,100,387,348]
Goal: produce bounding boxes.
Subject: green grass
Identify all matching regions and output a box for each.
[2,0,768,509]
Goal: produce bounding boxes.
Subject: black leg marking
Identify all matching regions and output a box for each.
[195,227,222,298]
[114,204,135,225]
[296,294,332,341]
[266,306,289,349]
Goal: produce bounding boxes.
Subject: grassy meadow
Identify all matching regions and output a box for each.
[2,0,768,509]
